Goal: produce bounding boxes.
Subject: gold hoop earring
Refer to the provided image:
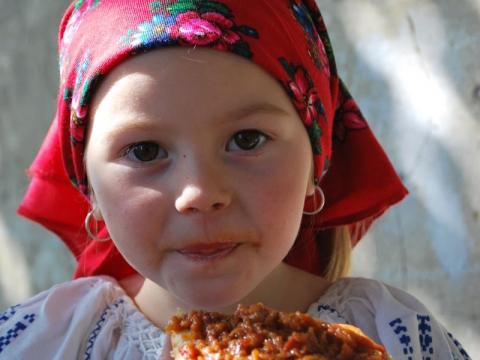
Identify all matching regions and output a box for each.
[84,209,111,241]
[303,185,325,216]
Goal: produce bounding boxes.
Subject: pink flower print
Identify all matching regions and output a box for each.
[73,0,100,13]
[334,97,367,141]
[168,11,240,48]
[288,68,321,126]
[342,98,367,129]
[279,58,323,154]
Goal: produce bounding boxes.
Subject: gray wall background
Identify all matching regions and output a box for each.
[1,0,479,355]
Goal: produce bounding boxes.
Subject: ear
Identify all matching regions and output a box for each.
[89,191,104,221]
[92,207,105,221]
[306,162,316,196]
[306,180,316,196]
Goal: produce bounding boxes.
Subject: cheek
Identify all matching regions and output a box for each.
[259,173,306,229]
[245,149,311,243]
[90,170,169,253]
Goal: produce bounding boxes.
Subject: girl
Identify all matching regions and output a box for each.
[0,0,471,359]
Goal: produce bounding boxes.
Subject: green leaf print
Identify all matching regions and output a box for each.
[79,73,103,107]
[278,58,296,80]
[236,25,259,38]
[74,0,100,12]
[165,0,232,18]
[150,1,162,13]
[308,121,322,155]
[63,87,73,101]
[198,1,232,18]
[166,0,197,15]
[74,0,85,11]
[231,41,252,59]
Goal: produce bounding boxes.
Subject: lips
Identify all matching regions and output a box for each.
[177,242,240,261]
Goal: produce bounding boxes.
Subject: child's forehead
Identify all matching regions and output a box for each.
[91,48,295,115]
[98,47,276,86]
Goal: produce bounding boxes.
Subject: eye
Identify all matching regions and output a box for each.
[123,141,167,162]
[226,130,270,152]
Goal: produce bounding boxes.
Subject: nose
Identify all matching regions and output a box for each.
[175,186,230,214]
[174,159,232,214]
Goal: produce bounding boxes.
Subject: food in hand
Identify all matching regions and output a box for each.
[166,303,391,359]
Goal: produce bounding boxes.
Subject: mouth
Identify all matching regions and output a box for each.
[177,242,240,262]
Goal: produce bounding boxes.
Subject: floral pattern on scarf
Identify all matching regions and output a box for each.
[122,0,258,58]
[279,57,324,155]
[69,51,103,160]
[333,80,368,142]
[60,0,102,80]
[290,1,330,77]
[127,13,176,47]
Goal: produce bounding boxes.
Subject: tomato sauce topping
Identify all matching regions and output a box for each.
[166,303,390,359]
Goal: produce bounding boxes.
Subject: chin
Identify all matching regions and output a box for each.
[176,277,256,311]
[186,294,239,311]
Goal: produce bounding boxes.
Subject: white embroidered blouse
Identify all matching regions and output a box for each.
[0,276,471,359]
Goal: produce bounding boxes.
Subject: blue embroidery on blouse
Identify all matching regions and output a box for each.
[316,304,349,323]
[0,305,20,326]
[417,315,434,359]
[0,313,36,354]
[84,298,125,360]
[447,332,472,360]
[389,318,414,360]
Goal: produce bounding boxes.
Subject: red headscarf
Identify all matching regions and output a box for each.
[18,0,408,279]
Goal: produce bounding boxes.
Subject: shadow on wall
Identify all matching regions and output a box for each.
[0,207,76,307]
[0,214,32,304]
[0,0,75,308]
[430,0,480,118]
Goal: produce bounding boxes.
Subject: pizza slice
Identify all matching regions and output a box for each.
[166,303,391,359]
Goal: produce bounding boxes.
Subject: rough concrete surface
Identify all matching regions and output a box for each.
[0,0,479,355]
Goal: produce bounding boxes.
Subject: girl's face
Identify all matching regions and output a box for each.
[86,48,315,309]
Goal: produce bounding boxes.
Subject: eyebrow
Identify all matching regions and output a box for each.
[223,102,292,121]
[104,102,291,140]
